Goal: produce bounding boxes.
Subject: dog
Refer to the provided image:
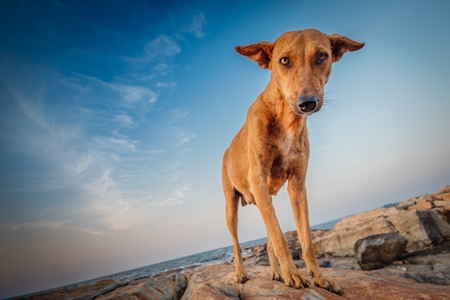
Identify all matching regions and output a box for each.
[222,29,364,294]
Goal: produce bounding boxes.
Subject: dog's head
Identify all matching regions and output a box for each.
[235,29,364,116]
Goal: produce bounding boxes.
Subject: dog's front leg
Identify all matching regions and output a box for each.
[249,174,310,288]
[266,230,282,281]
[287,178,343,295]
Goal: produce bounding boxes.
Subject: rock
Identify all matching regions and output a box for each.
[437,193,450,201]
[328,257,361,270]
[434,200,450,207]
[311,186,450,257]
[245,244,270,266]
[434,185,450,196]
[399,194,433,210]
[181,262,450,299]
[408,201,433,211]
[283,230,303,259]
[97,273,186,300]
[405,252,450,270]
[354,233,408,270]
[23,273,186,300]
[436,207,450,225]
[312,207,430,256]
[433,185,450,201]
[416,210,450,245]
[374,265,450,286]
[24,279,122,300]
[398,197,419,209]
[374,252,450,285]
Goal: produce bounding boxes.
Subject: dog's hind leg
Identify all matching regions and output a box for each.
[223,172,248,283]
[267,230,282,282]
[225,192,248,283]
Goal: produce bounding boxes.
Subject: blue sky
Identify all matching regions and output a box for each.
[1,0,450,298]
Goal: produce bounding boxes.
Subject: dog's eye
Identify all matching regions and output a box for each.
[315,52,329,64]
[279,57,291,66]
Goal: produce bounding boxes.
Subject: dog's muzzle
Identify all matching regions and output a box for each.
[297,95,318,113]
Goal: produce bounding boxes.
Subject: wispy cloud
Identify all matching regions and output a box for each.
[176,130,197,146]
[0,220,109,236]
[126,34,181,70]
[182,12,207,39]
[67,75,159,108]
[113,84,158,104]
[114,114,135,127]
[0,221,62,231]
[156,82,177,89]
[169,108,189,122]
[158,185,190,207]
[145,35,181,58]
[1,75,194,232]
[0,10,204,239]
[93,136,138,153]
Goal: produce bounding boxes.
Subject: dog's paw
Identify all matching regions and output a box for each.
[283,271,310,289]
[310,272,342,295]
[270,264,283,282]
[271,271,283,282]
[236,271,249,284]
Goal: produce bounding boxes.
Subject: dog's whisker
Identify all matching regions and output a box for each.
[322,97,345,113]
[322,102,339,113]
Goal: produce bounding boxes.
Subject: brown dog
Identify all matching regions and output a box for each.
[222,29,364,294]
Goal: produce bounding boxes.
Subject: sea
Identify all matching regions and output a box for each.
[64,219,341,289]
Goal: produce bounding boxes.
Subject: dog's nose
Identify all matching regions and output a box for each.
[297,95,318,113]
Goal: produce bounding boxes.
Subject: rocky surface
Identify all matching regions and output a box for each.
[245,185,450,285]
[21,262,450,300]
[311,186,450,257]
[181,262,450,300]
[23,279,124,300]
[17,185,450,299]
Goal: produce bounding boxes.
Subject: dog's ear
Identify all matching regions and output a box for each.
[235,42,274,69]
[328,34,365,62]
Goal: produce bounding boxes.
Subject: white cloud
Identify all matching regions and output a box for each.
[127,34,181,67]
[176,130,196,146]
[114,84,158,104]
[114,114,135,127]
[93,136,138,153]
[82,167,134,231]
[75,152,95,175]
[146,34,181,57]
[182,12,207,39]
[169,108,188,121]
[157,183,191,207]
[156,82,177,88]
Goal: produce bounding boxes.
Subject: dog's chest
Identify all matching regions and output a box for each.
[280,130,297,156]
[267,130,302,195]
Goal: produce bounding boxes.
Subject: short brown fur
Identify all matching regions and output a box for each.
[222,29,364,294]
